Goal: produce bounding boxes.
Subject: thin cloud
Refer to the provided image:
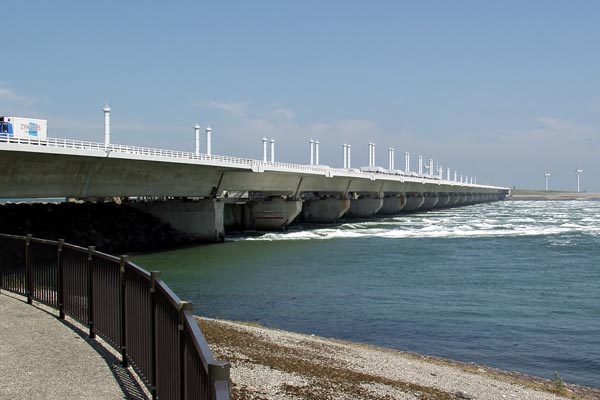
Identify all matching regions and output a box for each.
[535,117,594,134]
[202,100,249,119]
[0,85,42,110]
[496,116,598,145]
[270,107,295,121]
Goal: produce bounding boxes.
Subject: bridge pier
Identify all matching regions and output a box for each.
[243,198,303,230]
[130,199,225,242]
[402,194,425,212]
[301,198,350,223]
[436,193,451,208]
[378,195,407,215]
[420,193,439,211]
[345,196,384,218]
[447,193,461,207]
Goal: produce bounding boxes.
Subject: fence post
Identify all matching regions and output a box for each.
[87,246,96,339]
[25,234,32,304]
[178,301,193,400]
[0,237,3,292]
[150,271,160,400]
[119,255,129,368]
[209,360,231,400]
[57,239,65,319]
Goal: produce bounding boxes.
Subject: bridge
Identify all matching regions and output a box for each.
[0,136,509,241]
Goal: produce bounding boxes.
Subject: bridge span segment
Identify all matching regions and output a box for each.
[0,137,509,241]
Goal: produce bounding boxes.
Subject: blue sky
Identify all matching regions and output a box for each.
[2,1,599,190]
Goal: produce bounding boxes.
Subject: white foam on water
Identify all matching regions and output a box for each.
[237,200,600,242]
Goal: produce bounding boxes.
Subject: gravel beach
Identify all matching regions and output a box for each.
[198,317,599,400]
[508,190,600,201]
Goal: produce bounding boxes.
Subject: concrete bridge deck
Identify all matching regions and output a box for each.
[0,136,505,198]
[0,292,148,399]
[0,136,509,241]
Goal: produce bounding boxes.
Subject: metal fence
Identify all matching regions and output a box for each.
[0,233,230,400]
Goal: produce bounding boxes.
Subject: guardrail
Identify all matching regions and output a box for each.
[0,233,230,400]
[0,135,501,188]
[0,135,330,173]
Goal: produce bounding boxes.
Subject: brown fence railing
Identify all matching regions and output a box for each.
[0,233,230,400]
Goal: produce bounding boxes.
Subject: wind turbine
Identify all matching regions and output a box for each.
[544,172,551,191]
[575,169,583,193]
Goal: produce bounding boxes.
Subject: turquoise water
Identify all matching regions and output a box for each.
[134,200,600,388]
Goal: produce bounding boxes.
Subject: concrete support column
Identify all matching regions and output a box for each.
[270,139,275,162]
[401,194,425,212]
[457,192,468,205]
[130,199,225,242]
[420,193,439,211]
[347,145,352,168]
[447,193,461,207]
[436,193,451,208]
[262,137,268,162]
[378,195,407,215]
[103,105,111,146]
[205,126,212,156]
[465,192,475,204]
[302,198,350,223]
[244,198,302,230]
[345,197,384,218]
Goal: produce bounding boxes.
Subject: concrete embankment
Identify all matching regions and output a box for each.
[197,317,599,400]
[0,201,195,254]
[509,190,600,201]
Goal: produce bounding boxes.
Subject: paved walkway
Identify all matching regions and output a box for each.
[0,292,148,399]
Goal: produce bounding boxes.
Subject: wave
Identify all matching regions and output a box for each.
[238,201,600,242]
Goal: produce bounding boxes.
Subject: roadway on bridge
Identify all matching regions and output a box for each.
[0,292,147,399]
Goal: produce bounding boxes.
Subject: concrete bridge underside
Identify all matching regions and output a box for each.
[0,144,509,241]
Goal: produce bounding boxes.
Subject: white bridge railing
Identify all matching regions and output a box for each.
[0,135,331,173]
[0,135,492,187]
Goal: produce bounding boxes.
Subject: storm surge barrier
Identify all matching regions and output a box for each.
[0,233,230,400]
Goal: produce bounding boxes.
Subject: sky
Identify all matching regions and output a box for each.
[2,1,599,191]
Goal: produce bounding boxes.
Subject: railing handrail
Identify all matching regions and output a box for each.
[0,135,505,189]
[0,233,230,400]
[0,135,330,173]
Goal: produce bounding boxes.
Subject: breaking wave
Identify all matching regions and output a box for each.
[236,200,600,242]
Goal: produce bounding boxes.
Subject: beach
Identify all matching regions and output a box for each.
[198,317,599,400]
[508,190,600,201]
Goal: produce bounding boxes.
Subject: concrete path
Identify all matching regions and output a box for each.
[0,292,148,399]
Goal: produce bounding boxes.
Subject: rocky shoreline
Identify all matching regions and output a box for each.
[198,317,599,400]
[0,201,197,254]
[508,190,600,201]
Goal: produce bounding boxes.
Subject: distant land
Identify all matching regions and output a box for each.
[509,189,600,201]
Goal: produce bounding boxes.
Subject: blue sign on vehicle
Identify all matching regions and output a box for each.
[28,122,39,136]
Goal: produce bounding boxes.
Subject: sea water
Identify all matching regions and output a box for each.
[133,200,600,387]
